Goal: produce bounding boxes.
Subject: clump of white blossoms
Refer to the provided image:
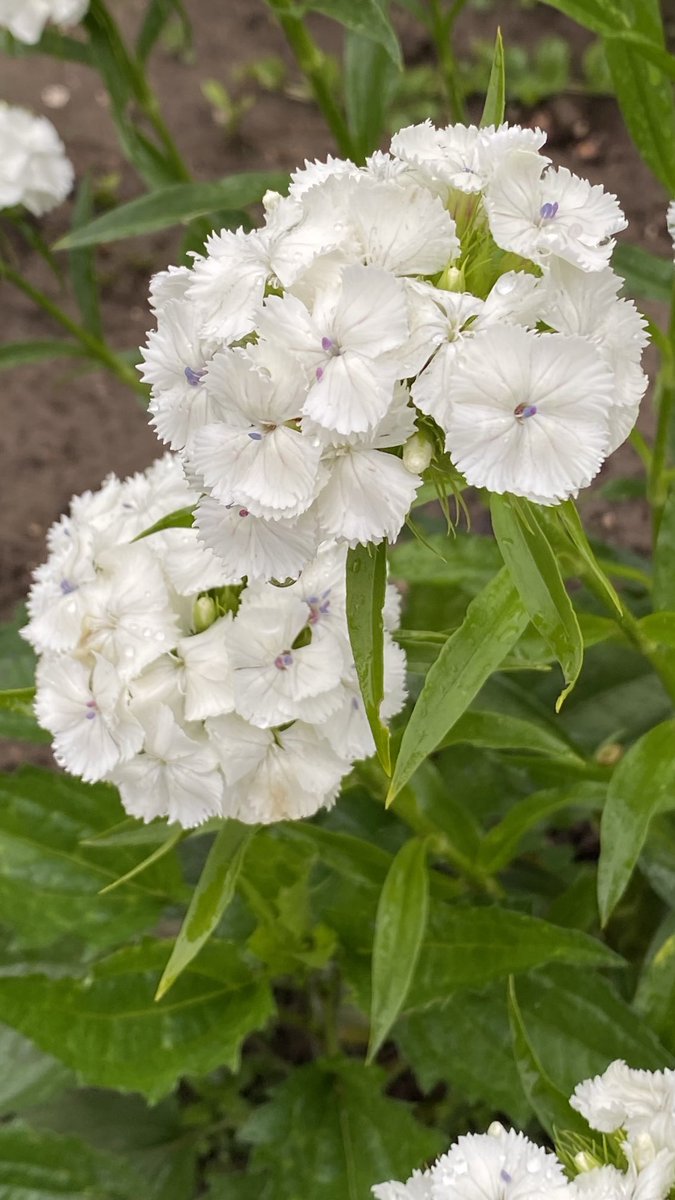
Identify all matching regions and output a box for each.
[0,0,88,44]
[23,455,406,828]
[374,1063,675,1200]
[0,103,73,216]
[140,120,647,582]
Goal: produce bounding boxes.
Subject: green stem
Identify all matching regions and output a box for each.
[427,0,467,123]
[648,276,675,546]
[628,427,652,471]
[322,965,341,1057]
[1,264,148,398]
[135,78,192,183]
[267,0,355,158]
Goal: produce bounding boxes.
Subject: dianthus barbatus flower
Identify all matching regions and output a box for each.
[0,0,88,42]
[0,103,73,215]
[25,456,407,828]
[141,118,644,540]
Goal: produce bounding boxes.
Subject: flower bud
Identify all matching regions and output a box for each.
[574,1152,598,1173]
[487,1121,505,1139]
[193,593,218,633]
[403,431,433,475]
[437,264,465,292]
[633,1133,656,1170]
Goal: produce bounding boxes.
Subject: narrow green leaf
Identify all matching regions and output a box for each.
[508,976,589,1138]
[387,568,528,803]
[368,837,429,1062]
[69,175,103,339]
[613,243,674,303]
[0,340,86,370]
[554,501,623,616]
[598,719,675,924]
[639,612,675,648]
[477,782,606,874]
[99,824,185,895]
[0,1122,130,1200]
[346,542,390,773]
[655,490,675,611]
[480,28,505,127]
[0,686,35,717]
[439,709,584,761]
[344,23,398,161]
[491,495,583,708]
[133,506,195,540]
[156,823,256,1000]
[635,931,675,1040]
[536,0,629,36]
[604,38,675,192]
[0,28,92,62]
[137,0,191,61]
[0,940,274,1101]
[55,173,288,249]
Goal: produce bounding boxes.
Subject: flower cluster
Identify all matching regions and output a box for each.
[140,120,647,585]
[23,455,406,828]
[0,102,73,215]
[0,0,88,44]
[374,1062,675,1200]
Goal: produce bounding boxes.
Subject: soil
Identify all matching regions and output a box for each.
[1,0,673,622]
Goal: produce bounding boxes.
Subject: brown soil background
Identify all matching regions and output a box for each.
[1,0,673,623]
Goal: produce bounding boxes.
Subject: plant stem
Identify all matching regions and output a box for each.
[0,263,148,398]
[427,0,467,123]
[322,965,341,1057]
[648,276,675,546]
[267,0,355,158]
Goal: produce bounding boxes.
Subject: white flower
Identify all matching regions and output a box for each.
[194,495,319,584]
[442,325,615,504]
[176,616,235,721]
[373,1171,434,1200]
[570,1061,675,1146]
[35,655,143,783]
[0,0,88,42]
[227,593,345,727]
[113,704,222,827]
[408,286,484,425]
[0,103,73,215]
[341,175,460,276]
[259,264,409,435]
[668,202,675,255]
[140,297,221,451]
[186,344,324,519]
[315,442,420,546]
[208,714,349,823]
[429,1128,569,1200]
[390,121,546,197]
[485,151,627,272]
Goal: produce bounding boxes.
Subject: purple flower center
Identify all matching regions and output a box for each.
[514,403,538,420]
[274,651,294,671]
[60,578,76,595]
[184,366,206,386]
[321,336,334,352]
[238,508,249,518]
[500,1171,512,1185]
[307,589,331,625]
[84,698,97,721]
[539,201,559,221]
[248,430,263,441]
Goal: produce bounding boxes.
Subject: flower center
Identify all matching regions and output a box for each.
[184,366,207,386]
[60,578,77,595]
[316,336,341,381]
[539,201,559,221]
[307,590,331,625]
[274,651,294,671]
[514,403,538,420]
[84,698,97,721]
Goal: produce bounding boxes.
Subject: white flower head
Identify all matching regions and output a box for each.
[373,1170,434,1200]
[0,103,73,215]
[571,1061,675,1146]
[442,325,615,504]
[430,1128,569,1200]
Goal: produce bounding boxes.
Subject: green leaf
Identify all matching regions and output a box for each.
[403,902,621,1011]
[639,612,675,648]
[55,173,288,249]
[613,243,674,302]
[0,768,185,948]
[346,542,390,773]
[69,175,103,338]
[0,28,92,63]
[344,21,399,161]
[0,608,49,742]
[156,823,256,1000]
[137,0,191,61]
[241,1058,442,1199]
[28,1089,197,1200]
[0,940,274,1101]
[389,531,500,590]
[133,506,195,540]
[604,37,675,192]
[598,719,675,924]
[439,709,584,762]
[395,984,531,1125]
[491,495,583,708]
[0,1026,72,1115]
[0,686,36,717]
[477,781,606,874]
[0,1121,130,1200]
[480,28,505,126]
[0,340,86,370]
[296,0,402,65]
[508,977,588,1138]
[655,490,675,611]
[635,931,675,1041]
[99,824,185,895]
[368,837,429,1062]
[388,568,528,803]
